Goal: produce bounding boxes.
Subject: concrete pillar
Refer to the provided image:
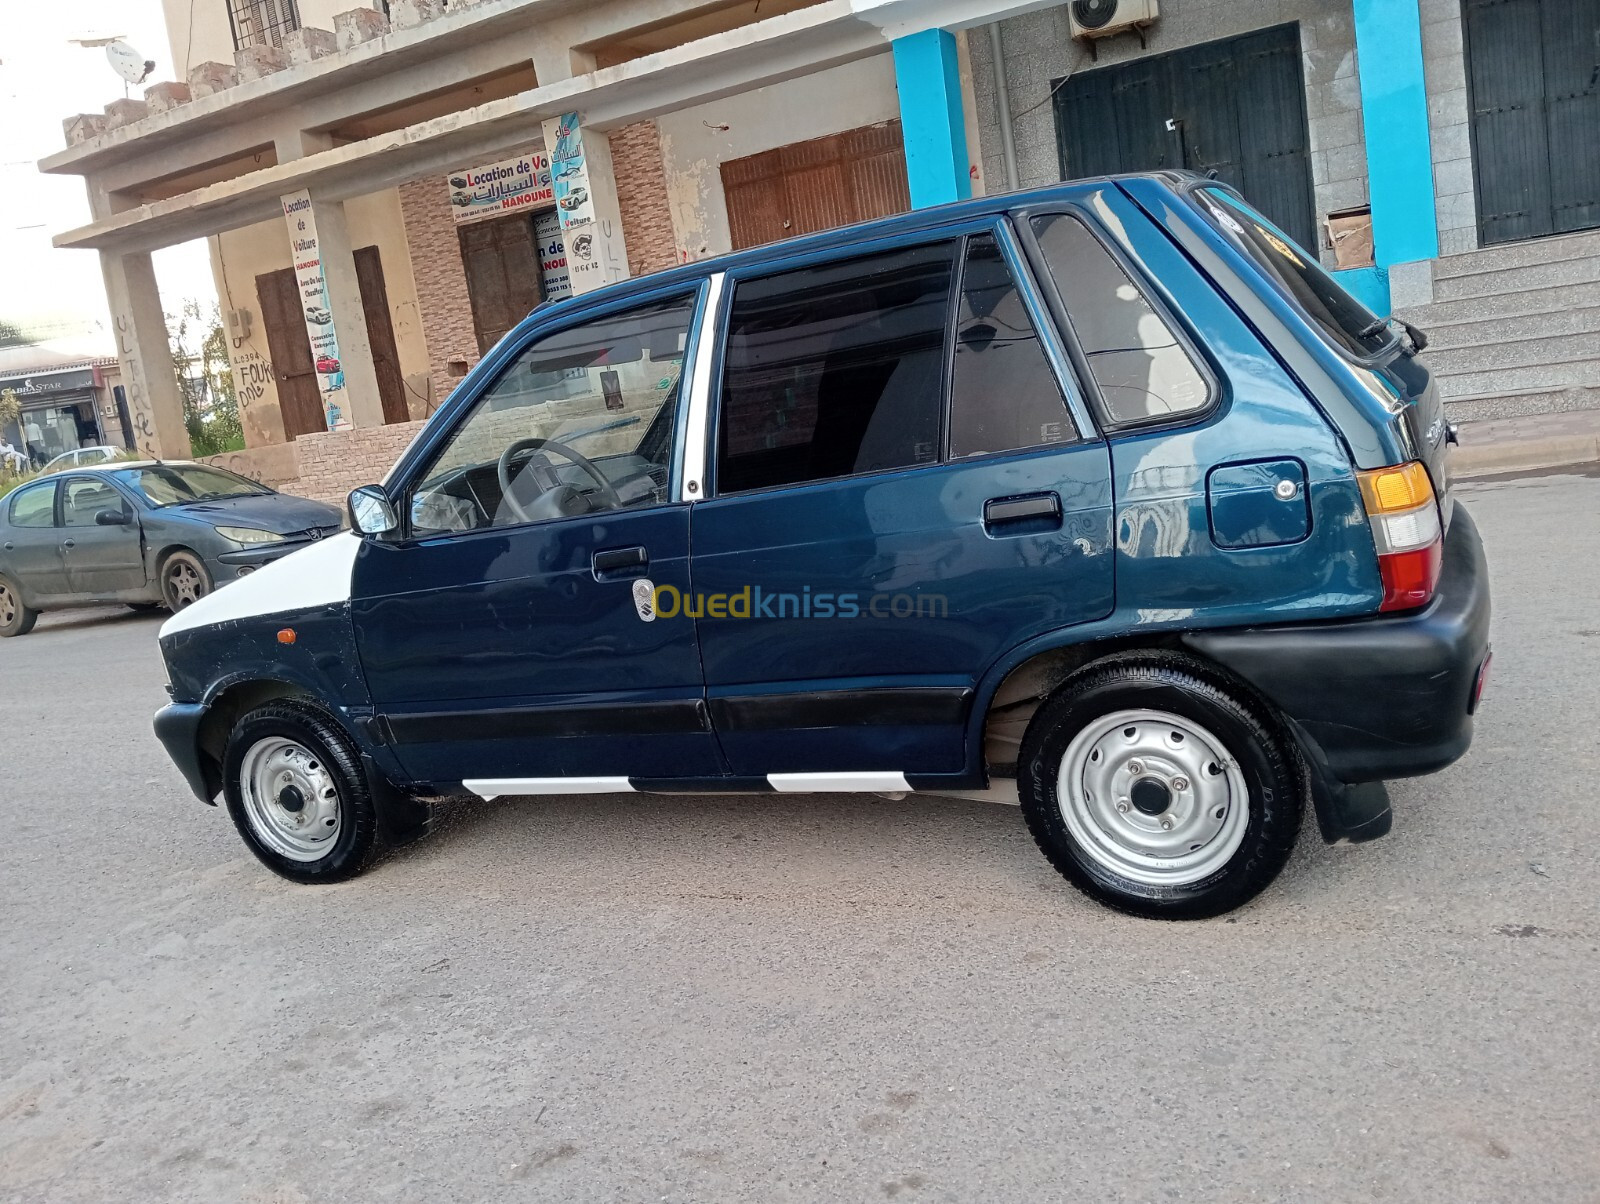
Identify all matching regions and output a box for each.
[892,29,972,209]
[101,251,189,459]
[1342,0,1439,316]
[282,191,387,429]
[541,112,630,296]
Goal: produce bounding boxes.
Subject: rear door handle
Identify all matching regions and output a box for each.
[984,492,1062,529]
[61,539,77,551]
[592,545,649,580]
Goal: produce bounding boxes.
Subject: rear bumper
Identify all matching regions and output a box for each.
[1184,505,1491,832]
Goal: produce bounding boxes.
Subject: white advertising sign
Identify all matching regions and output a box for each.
[281,190,351,432]
[534,208,571,301]
[447,152,556,224]
[546,112,608,293]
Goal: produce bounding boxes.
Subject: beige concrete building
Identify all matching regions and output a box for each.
[41,0,1011,502]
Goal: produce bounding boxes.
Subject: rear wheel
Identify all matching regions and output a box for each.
[1019,653,1303,919]
[0,575,38,637]
[160,550,211,611]
[222,701,380,883]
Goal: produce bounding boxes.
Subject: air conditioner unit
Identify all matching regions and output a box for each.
[1068,0,1160,44]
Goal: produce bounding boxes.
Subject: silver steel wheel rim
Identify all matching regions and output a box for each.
[167,560,205,608]
[1056,708,1250,887]
[0,583,16,626]
[238,736,342,863]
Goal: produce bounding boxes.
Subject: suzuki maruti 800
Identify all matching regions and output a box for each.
[153,172,1491,918]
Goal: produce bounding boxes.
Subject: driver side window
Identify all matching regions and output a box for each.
[409,293,698,536]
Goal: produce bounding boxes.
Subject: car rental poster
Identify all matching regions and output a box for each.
[534,209,571,301]
[446,152,556,223]
[546,112,603,293]
[281,189,351,432]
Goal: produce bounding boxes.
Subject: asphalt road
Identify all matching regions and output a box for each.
[2,468,1597,1203]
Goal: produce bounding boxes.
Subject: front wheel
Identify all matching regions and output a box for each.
[161,550,212,611]
[222,701,380,883]
[0,574,38,637]
[1018,654,1303,920]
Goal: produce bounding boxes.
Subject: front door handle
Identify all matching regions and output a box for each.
[61,539,77,551]
[592,545,648,580]
[984,492,1062,530]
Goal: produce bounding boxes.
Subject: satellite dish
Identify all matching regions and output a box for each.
[105,41,154,86]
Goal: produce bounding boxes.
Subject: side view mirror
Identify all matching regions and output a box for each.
[348,485,398,536]
[95,508,131,527]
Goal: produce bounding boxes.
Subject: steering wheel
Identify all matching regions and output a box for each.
[496,437,623,523]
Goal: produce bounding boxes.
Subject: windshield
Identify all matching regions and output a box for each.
[113,464,270,507]
[1192,186,1394,360]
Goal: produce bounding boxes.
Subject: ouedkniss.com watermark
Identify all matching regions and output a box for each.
[632,581,949,622]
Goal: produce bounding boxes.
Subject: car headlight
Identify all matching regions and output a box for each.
[215,525,286,545]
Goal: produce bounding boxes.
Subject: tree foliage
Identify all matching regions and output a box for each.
[168,300,244,457]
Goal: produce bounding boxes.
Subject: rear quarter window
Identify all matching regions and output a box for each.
[1030,214,1210,425]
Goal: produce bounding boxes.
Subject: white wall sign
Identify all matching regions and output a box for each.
[281,190,351,432]
[447,152,555,224]
[545,112,608,294]
[534,209,571,301]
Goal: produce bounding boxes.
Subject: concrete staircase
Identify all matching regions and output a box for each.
[1397,228,1600,423]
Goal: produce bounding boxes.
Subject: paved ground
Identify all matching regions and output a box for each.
[2,468,1597,1204]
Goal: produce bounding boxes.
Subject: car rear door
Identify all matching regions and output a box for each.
[687,223,1115,783]
[58,474,146,597]
[1,479,69,603]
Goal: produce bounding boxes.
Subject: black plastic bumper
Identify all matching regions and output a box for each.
[153,702,220,803]
[1184,505,1491,838]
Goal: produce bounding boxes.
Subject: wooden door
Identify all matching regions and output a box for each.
[721,122,912,251]
[459,214,544,355]
[354,245,409,424]
[256,266,325,440]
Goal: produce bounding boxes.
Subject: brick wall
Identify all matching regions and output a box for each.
[292,421,429,506]
[610,120,679,277]
[397,174,481,391]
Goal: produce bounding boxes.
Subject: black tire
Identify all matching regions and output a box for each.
[0,574,38,637]
[1018,652,1303,920]
[160,549,212,612]
[222,700,381,884]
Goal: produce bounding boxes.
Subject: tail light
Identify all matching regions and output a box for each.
[1357,461,1443,612]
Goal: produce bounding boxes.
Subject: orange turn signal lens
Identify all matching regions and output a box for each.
[1357,460,1434,514]
[277,628,297,645]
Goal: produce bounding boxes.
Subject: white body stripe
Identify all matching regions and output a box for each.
[464,777,636,801]
[767,771,912,793]
[159,532,361,638]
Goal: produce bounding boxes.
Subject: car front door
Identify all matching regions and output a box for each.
[688,227,1115,784]
[1,480,69,603]
[352,283,723,792]
[58,475,146,597]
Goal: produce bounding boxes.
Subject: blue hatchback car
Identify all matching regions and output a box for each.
[153,172,1490,918]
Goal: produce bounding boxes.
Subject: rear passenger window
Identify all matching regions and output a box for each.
[8,482,55,528]
[1031,214,1210,425]
[949,233,1073,459]
[716,242,955,495]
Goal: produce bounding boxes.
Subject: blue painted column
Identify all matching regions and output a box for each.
[1339,0,1439,314]
[892,29,972,208]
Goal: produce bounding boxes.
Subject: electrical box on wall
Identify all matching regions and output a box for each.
[1068,0,1160,46]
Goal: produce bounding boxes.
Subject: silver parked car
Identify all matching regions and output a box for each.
[0,462,343,637]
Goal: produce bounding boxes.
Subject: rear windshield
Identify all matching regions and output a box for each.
[1192,187,1393,360]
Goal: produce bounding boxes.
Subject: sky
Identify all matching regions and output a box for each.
[0,0,217,352]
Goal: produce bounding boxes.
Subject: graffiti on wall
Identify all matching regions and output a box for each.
[113,312,159,458]
[232,348,273,410]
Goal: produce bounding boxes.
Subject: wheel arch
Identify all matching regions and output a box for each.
[974,633,1264,779]
[196,678,318,794]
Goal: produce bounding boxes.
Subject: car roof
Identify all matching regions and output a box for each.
[513,169,1199,324]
